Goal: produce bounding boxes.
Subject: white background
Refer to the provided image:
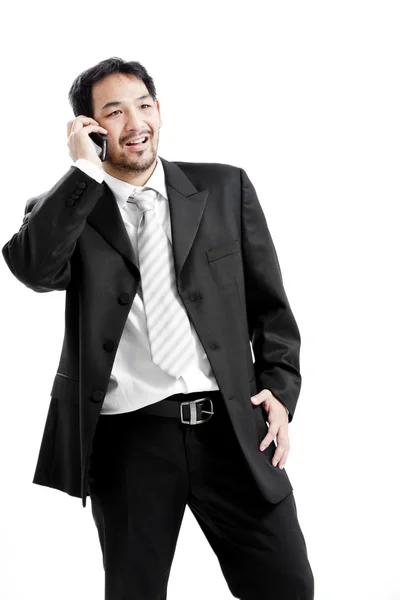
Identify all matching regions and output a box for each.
[1,1,399,599]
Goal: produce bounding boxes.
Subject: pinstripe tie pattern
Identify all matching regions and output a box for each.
[127,188,196,379]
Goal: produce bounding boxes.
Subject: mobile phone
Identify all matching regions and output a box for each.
[89,132,108,161]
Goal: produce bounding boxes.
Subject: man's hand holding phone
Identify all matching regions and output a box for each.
[67,116,108,168]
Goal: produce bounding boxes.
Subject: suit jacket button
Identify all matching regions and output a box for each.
[189,293,201,302]
[209,342,220,349]
[78,182,87,189]
[118,293,130,305]
[66,198,75,206]
[103,340,116,352]
[91,390,104,402]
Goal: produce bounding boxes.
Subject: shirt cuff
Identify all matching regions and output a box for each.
[74,158,104,184]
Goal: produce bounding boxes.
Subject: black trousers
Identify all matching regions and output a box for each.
[88,390,314,600]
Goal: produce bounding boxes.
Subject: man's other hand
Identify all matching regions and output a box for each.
[251,389,290,470]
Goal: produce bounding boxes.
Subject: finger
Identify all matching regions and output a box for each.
[67,118,93,137]
[272,429,290,466]
[251,395,263,404]
[275,447,290,470]
[75,115,101,125]
[69,116,102,135]
[272,443,288,467]
[81,124,108,135]
[259,426,278,451]
[68,124,108,143]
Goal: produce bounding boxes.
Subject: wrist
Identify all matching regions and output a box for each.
[74,158,104,183]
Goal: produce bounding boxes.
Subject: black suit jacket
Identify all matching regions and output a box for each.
[2,156,301,507]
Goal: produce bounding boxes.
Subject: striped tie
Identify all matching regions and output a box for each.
[127,188,196,379]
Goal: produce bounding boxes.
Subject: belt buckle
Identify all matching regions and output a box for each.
[180,397,214,425]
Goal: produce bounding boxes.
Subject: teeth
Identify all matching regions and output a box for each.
[128,137,146,144]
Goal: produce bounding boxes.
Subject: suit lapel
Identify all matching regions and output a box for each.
[86,155,209,283]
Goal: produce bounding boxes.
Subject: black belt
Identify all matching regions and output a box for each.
[135,391,220,425]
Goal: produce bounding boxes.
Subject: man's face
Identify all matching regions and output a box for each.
[92,73,162,175]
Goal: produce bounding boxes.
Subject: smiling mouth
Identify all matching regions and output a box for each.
[125,135,150,149]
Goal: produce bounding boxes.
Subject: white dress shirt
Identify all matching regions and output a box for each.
[74,157,219,415]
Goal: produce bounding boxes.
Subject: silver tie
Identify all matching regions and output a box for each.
[127,188,195,379]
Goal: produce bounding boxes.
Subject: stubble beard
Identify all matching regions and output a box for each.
[107,137,158,174]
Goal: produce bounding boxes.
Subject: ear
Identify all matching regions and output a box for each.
[155,98,162,122]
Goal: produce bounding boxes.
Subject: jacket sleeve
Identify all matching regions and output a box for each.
[240,167,301,422]
[2,166,104,292]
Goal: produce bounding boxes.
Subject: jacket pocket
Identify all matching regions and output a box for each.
[50,373,79,404]
[206,239,240,262]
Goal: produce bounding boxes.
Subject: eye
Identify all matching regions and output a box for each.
[108,109,122,117]
[141,104,151,109]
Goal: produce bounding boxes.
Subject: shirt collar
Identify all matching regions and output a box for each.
[102,155,168,209]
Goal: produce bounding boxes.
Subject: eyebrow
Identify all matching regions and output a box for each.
[100,94,152,111]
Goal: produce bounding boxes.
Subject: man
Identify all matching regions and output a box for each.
[2,57,314,599]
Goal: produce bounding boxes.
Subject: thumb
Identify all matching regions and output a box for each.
[251,395,262,404]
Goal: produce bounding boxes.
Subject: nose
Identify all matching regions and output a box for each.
[124,108,143,134]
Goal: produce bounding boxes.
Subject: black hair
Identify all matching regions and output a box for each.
[67,56,157,118]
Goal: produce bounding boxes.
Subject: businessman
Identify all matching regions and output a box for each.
[2,57,314,599]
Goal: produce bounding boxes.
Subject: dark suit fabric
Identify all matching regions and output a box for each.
[2,157,302,507]
[2,157,314,598]
[89,390,313,600]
